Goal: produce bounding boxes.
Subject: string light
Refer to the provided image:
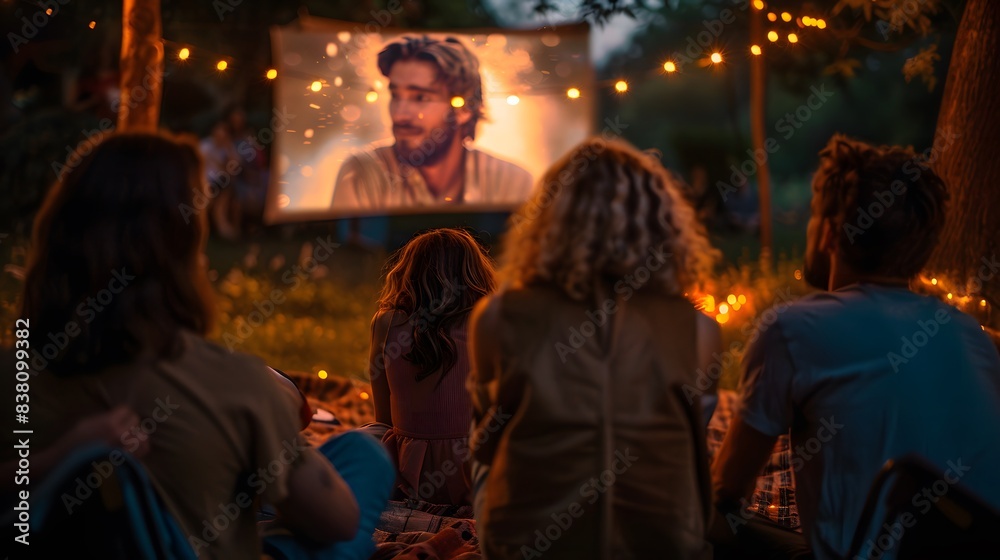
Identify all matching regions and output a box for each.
[781,12,792,22]
[310,80,322,92]
[982,300,988,307]
[451,96,465,108]
[752,0,765,9]
[663,60,677,73]
[566,87,581,99]
[727,294,737,305]
[88,20,96,29]
[931,278,938,285]
[216,60,228,71]
[366,91,379,103]
[506,95,520,105]
[614,80,628,93]
[719,303,730,314]
[816,19,827,29]
[767,12,777,21]
[768,30,779,42]
[710,52,723,64]
[788,33,799,43]
[266,68,277,79]
[178,47,190,60]
[750,45,762,55]
[317,370,328,379]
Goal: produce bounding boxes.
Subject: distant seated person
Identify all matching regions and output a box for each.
[4,132,393,559]
[366,228,496,506]
[331,35,532,211]
[712,135,1000,560]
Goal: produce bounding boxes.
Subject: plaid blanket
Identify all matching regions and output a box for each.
[706,390,800,529]
[371,500,479,560]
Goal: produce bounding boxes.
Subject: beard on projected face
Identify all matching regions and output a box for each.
[392,111,460,169]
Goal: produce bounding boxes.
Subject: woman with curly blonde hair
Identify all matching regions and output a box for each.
[468,138,721,560]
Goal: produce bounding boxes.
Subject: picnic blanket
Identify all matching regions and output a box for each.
[370,500,479,560]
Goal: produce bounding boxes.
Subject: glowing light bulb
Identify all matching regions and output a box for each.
[767,12,777,21]
[614,80,628,93]
[710,52,723,63]
[947,293,954,300]
[365,91,379,103]
[178,47,190,60]
[768,31,779,42]
[566,87,581,99]
[788,33,799,43]
[719,303,730,314]
[318,370,328,379]
[931,278,938,285]
[216,60,228,71]
[817,19,827,29]
[752,0,765,10]
[88,20,96,29]
[310,80,322,92]
[451,96,465,108]
[751,45,762,55]
[506,95,520,105]
[266,68,277,79]
[781,12,792,22]
[727,294,737,305]
[663,60,677,73]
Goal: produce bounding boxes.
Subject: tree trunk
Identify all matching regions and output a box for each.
[117,0,162,131]
[750,5,772,268]
[927,0,1000,328]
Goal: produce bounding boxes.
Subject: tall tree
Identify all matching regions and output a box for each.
[925,0,1000,326]
[118,0,162,130]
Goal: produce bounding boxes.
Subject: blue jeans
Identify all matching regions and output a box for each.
[262,431,395,560]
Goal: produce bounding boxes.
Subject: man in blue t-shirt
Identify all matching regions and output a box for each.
[712,134,1000,560]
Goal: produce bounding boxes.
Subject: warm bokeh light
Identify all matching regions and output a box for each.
[750,44,762,55]
[703,295,716,313]
[178,47,190,60]
[614,80,628,93]
[451,96,465,107]
[947,293,954,300]
[216,60,228,71]
[663,60,677,73]
[982,300,989,307]
[768,31,779,42]
[506,95,520,105]
[752,0,765,9]
[716,314,730,324]
[737,294,747,305]
[567,87,581,99]
[719,303,730,315]
[359,391,370,400]
[88,20,96,29]
[931,278,938,285]
[710,52,723,64]
[794,269,803,280]
[781,12,792,22]
[802,16,814,26]
[310,80,322,92]
[727,294,737,305]
[768,12,777,21]
[817,19,827,29]
[366,91,379,103]
[788,33,799,43]
[318,370,328,379]
[266,68,277,79]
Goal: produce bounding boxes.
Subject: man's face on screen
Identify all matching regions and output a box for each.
[387,59,459,167]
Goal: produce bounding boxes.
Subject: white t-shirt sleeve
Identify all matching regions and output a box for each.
[737,320,796,438]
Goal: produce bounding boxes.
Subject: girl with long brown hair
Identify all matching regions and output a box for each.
[368,227,496,506]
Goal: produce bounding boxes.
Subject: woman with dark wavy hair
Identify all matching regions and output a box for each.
[14,132,369,559]
[368,228,497,506]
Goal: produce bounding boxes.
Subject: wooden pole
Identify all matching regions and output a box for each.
[749,5,773,268]
[117,0,163,131]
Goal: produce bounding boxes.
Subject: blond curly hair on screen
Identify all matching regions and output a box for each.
[498,137,719,302]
